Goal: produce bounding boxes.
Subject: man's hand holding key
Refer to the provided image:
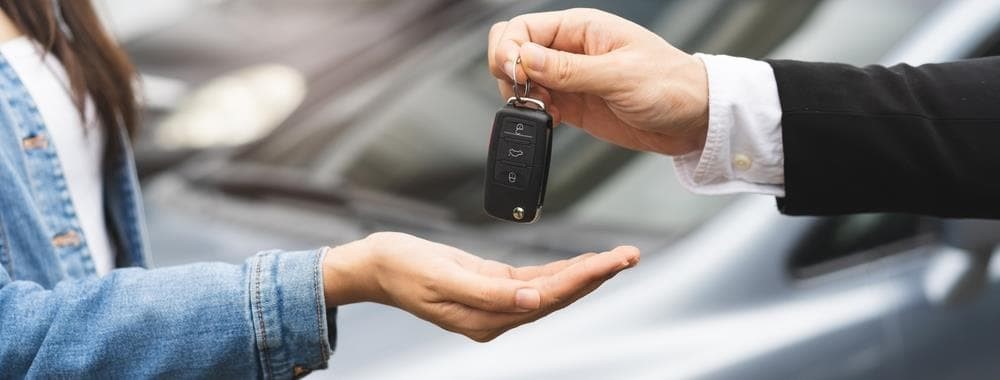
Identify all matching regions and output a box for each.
[487,8,712,157]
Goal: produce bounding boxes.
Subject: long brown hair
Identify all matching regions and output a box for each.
[0,0,138,140]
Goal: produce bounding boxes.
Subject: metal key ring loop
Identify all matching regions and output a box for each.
[512,56,531,102]
[506,97,546,111]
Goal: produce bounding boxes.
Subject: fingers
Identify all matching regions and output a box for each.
[367,232,642,343]
[489,9,628,94]
[534,246,640,308]
[433,270,542,312]
[446,247,640,341]
[439,248,609,315]
[516,42,619,95]
[492,10,596,77]
[511,252,597,280]
[481,269,614,335]
[487,21,509,81]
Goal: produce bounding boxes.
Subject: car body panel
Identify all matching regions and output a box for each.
[136,0,1000,378]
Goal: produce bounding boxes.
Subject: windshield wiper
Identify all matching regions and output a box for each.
[187,161,456,229]
[188,163,351,206]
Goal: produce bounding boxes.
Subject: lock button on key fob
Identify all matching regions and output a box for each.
[485,98,552,223]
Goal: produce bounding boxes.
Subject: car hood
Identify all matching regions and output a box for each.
[143,171,675,265]
[146,175,925,379]
[335,199,918,380]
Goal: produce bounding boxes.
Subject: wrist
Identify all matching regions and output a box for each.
[681,53,710,153]
[321,239,381,307]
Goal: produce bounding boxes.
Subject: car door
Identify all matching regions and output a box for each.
[702,213,937,380]
[889,24,1000,380]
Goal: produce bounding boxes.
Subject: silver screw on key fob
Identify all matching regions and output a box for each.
[485,58,553,223]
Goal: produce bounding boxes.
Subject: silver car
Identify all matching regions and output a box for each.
[140,0,1000,378]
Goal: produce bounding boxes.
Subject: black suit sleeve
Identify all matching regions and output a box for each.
[765,57,1000,218]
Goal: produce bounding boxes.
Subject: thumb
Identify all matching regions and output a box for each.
[518,42,616,95]
[436,271,542,312]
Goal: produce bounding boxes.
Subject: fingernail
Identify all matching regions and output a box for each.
[515,288,540,310]
[504,60,517,83]
[523,43,546,71]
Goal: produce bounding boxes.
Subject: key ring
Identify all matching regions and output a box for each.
[512,56,531,102]
[508,56,545,110]
[506,96,546,111]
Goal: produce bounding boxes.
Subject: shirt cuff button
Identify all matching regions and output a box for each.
[733,154,753,171]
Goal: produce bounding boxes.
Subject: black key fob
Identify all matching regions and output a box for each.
[485,96,553,223]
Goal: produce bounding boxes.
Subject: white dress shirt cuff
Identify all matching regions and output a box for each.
[673,53,786,197]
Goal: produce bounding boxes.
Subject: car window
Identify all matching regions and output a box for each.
[652,0,823,58]
[970,26,1000,57]
[231,0,822,230]
[768,0,944,64]
[224,0,944,233]
[788,214,930,277]
[564,154,732,233]
[283,0,825,229]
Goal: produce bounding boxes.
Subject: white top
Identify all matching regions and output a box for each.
[673,53,786,197]
[1,36,115,276]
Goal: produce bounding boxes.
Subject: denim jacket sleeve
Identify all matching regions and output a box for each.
[0,248,336,379]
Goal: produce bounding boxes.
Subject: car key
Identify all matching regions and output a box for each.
[485,61,553,223]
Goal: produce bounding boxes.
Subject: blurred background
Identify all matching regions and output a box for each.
[98,0,1000,379]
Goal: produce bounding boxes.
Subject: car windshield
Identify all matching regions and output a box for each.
[223,0,943,233]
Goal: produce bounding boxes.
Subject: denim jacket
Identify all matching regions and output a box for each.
[0,53,335,378]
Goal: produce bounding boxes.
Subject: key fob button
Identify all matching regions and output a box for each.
[501,120,537,140]
[497,139,534,165]
[494,162,531,189]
